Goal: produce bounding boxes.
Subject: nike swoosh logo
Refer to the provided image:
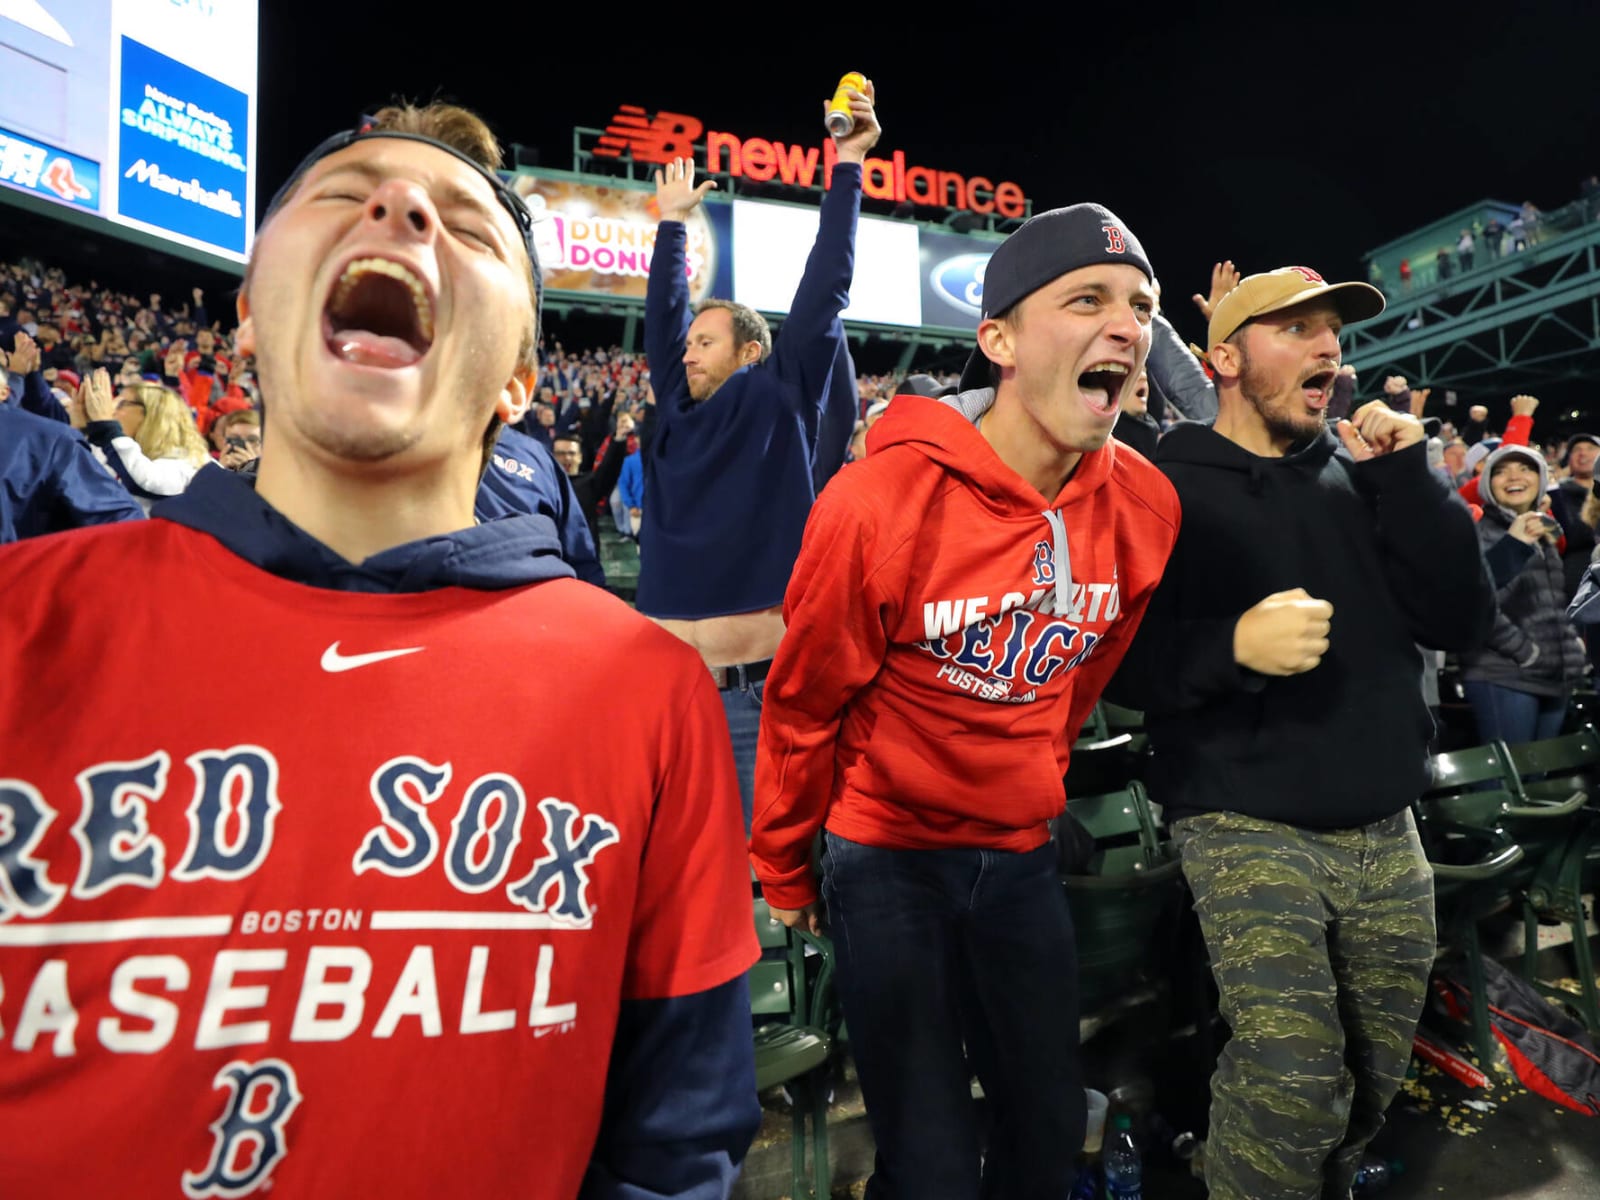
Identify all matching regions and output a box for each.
[320,642,425,673]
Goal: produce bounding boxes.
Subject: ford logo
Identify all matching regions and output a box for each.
[929,253,990,316]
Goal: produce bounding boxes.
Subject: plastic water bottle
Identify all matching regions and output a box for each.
[1103,1113,1142,1199]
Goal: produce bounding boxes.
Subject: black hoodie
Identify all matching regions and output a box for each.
[1111,425,1495,829]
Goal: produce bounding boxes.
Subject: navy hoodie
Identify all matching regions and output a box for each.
[152,467,758,1199]
[1,401,144,541]
[1111,427,1495,828]
[638,162,862,618]
[476,424,603,585]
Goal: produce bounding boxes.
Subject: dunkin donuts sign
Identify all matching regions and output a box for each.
[513,176,724,303]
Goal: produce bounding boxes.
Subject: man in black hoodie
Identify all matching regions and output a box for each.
[1113,266,1495,1200]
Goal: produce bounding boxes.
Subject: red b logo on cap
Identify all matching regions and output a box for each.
[1289,266,1325,283]
[1103,225,1127,254]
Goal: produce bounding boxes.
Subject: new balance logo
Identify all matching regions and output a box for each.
[593,106,702,165]
[320,642,425,673]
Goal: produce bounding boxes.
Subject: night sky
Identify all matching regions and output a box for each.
[255,3,1597,368]
[35,3,1600,381]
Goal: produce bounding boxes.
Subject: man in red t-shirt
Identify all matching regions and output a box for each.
[0,102,757,1199]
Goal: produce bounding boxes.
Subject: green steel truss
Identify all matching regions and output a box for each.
[1345,214,1600,391]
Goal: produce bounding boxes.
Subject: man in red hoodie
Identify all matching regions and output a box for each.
[751,205,1181,1198]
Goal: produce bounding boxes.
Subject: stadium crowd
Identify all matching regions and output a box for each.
[2,87,1599,1200]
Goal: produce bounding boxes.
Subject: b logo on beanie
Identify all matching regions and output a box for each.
[976,203,1152,320]
[955,201,1154,393]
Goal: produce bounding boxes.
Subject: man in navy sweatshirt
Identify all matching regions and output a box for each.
[639,79,878,826]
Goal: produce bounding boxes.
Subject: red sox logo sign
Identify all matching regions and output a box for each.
[1102,224,1127,254]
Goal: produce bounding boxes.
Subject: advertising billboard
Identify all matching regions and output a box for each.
[730,198,923,327]
[514,171,1002,335]
[918,230,1000,332]
[514,174,733,304]
[0,0,258,265]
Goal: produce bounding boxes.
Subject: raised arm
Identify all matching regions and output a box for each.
[1339,402,1496,650]
[765,80,881,410]
[1147,315,1216,423]
[644,158,717,420]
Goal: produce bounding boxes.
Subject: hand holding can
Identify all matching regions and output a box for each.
[825,72,867,137]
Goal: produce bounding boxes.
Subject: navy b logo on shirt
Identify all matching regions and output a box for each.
[182,1059,302,1198]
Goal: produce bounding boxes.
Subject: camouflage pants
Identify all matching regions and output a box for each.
[1171,809,1436,1200]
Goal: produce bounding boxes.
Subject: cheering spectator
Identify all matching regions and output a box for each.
[617,444,644,540]
[1113,265,1493,1200]
[1456,394,1537,508]
[0,99,758,1199]
[848,419,868,462]
[213,409,262,472]
[80,375,208,511]
[1461,402,1492,445]
[637,80,877,828]
[1462,444,1588,741]
[1484,216,1505,258]
[1552,432,1599,597]
[476,422,604,585]
[1114,369,1160,458]
[1521,200,1543,246]
[552,409,632,547]
[1,368,143,541]
[2,332,68,422]
[526,400,557,447]
[1458,228,1476,271]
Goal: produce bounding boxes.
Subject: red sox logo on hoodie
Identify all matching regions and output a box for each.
[917,542,1121,704]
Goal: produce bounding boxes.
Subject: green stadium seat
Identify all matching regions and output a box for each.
[1061,781,1185,1028]
[1415,743,1533,1062]
[1497,726,1600,1033]
[750,898,838,1200]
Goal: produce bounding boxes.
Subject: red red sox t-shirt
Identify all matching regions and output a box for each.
[0,520,756,1198]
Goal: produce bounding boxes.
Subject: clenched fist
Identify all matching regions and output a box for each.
[1234,588,1334,676]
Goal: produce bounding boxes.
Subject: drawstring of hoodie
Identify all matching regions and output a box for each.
[1041,508,1073,616]
[1246,459,1266,496]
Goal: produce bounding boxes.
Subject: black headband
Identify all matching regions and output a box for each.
[262,127,543,329]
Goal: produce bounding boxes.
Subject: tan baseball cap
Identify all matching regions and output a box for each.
[1207,266,1385,350]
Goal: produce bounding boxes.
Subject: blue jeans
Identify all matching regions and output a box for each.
[821,832,1084,1199]
[1463,680,1567,745]
[719,679,762,834]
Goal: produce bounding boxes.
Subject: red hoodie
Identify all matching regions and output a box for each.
[750,393,1181,910]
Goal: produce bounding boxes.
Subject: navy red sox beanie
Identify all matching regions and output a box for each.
[959,203,1151,393]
